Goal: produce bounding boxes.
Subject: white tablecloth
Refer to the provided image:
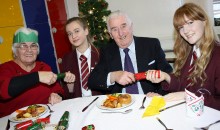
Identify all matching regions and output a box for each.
[1,94,220,130]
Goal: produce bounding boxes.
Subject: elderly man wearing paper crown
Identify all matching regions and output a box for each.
[0,27,75,117]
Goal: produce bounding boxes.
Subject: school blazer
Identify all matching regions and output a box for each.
[61,45,103,99]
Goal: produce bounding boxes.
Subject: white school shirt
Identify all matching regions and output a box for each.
[76,47,92,97]
[191,46,201,65]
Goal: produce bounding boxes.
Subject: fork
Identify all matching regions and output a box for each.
[156,117,173,130]
[195,120,220,130]
[139,96,146,109]
[46,104,54,113]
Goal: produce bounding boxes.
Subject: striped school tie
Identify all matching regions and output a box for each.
[186,51,197,88]
[80,55,89,90]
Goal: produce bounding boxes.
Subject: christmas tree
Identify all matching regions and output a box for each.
[78,0,111,48]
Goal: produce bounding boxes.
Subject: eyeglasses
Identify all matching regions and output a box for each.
[16,43,39,50]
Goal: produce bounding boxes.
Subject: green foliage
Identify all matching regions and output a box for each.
[78,0,111,48]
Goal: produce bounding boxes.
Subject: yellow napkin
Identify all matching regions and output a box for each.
[142,96,166,118]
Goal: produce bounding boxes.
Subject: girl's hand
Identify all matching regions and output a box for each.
[146,70,171,83]
[163,92,185,102]
[146,92,161,97]
[64,71,75,83]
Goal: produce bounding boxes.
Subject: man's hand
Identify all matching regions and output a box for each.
[110,71,136,85]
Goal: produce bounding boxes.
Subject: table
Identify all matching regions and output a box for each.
[1,94,220,130]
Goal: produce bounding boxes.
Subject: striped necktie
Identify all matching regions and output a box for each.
[80,55,89,90]
[186,51,197,88]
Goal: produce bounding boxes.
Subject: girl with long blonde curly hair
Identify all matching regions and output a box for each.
[146,3,220,110]
[173,3,217,86]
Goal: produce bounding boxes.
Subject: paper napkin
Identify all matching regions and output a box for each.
[142,96,166,118]
[185,89,204,117]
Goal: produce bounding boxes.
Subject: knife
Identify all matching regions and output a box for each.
[82,97,99,112]
[159,101,186,112]
[5,119,10,130]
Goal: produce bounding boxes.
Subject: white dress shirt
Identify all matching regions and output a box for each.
[107,40,144,94]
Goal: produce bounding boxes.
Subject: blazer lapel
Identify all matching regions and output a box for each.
[134,37,148,72]
[110,42,123,71]
[71,51,82,98]
[90,45,99,72]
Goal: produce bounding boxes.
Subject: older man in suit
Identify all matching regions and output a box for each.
[88,10,172,95]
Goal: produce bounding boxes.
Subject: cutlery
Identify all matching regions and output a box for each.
[156,117,173,130]
[194,120,220,130]
[46,104,54,113]
[159,101,186,112]
[139,96,146,109]
[82,97,99,112]
[5,119,10,130]
[102,109,132,114]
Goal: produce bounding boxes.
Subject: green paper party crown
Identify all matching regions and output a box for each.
[13,31,38,44]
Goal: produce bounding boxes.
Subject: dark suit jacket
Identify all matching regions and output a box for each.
[88,36,173,95]
[61,45,103,99]
[164,45,220,110]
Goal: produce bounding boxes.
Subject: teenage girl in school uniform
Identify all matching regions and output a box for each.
[61,17,103,99]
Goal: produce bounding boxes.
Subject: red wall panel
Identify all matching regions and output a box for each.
[47,0,72,70]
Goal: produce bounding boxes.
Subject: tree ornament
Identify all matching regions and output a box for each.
[101,36,104,40]
[88,10,93,14]
[78,12,84,17]
[78,0,85,5]
[102,16,107,22]
[102,3,107,8]
[93,35,97,40]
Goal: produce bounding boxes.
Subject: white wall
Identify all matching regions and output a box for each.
[105,0,214,58]
[65,0,214,58]
[65,0,79,19]
[106,0,182,52]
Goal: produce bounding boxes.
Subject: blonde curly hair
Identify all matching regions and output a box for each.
[173,3,218,86]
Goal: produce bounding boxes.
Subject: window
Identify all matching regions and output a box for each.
[213,0,220,26]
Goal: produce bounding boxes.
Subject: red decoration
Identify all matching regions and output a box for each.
[134,72,147,80]
[93,35,98,40]
[36,116,51,124]
[15,120,33,130]
[134,70,160,80]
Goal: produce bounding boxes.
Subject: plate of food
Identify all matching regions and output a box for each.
[96,93,135,111]
[9,104,48,123]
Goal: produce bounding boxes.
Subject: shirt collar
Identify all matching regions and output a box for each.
[119,39,135,53]
[76,46,91,59]
[193,46,201,58]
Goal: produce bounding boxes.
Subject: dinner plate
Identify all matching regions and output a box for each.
[9,104,48,123]
[96,94,135,111]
